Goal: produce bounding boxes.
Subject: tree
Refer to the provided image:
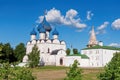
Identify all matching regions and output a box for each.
[14,43,26,62]
[66,48,70,55]
[28,45,40,68]
[0,63,36,80]
[0,43,3,52]
[98,52,120,80]
[0,43,4,62]
[73,48,78,54]
[2,43,13,62]
[64,60,82,80]
[0,43,16,63]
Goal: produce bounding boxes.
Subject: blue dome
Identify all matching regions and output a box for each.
[37,23,46,33]
[52,28,59,35]
[37,23,42,31]
[42,16,52,32]
[39,26,46,33]
[30,28,37,35]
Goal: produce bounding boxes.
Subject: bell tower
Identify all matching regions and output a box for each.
[87,26,98,47]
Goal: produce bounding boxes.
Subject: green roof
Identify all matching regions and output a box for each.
[67,54,89,59]
[82,45,120,50]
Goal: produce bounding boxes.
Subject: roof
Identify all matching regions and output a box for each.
[30,28,37,35]
[37,23,46,33]
[42,16,52,32]
[52,28,59,35]
[37,15,52,32]
[51,49,61,55]
[37,23,42,31]
[67,53,89,59]
[70,48,74,55]
[39,26,46,33]
[82,45,120,50]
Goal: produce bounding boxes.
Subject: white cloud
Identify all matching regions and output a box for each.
[109,43,120,47]
[37,8,87,29]
[112,18,120,30]
[98,22,109,30]
[87,11,94,20]
[96,21,109,34]
[66,9,78,19]
[96,30,106,35]
[76,29,83,32]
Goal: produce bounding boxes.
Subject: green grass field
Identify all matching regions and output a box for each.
[32,66,103,80]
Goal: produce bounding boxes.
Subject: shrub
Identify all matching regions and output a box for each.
[0,63,36,80]
[28,45,40,68]
[64,60,82,80]
[98,53,120,80]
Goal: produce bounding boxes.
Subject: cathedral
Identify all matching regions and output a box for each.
[22,15,66,66]
[22,14,120,67]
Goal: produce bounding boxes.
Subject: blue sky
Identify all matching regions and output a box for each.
[0,0,120,50]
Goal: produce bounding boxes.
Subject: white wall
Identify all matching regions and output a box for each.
[80,59,90,67]
[25,40,66,66]
[26,41,66,53]
[63,56,78,67]
[102,50,119,66]
[81,49,120,67]
[62,56,89,67]
[31,35,36,40]
[40,54,56,65]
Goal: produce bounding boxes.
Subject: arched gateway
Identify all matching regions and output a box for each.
[60,58,63,65]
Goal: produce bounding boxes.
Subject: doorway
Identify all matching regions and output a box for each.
[60,58,63,65]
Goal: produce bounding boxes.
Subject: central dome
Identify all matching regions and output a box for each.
[37,23,46,33]
[42,16,52,32]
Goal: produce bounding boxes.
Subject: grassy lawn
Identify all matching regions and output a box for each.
[32,66,103,80]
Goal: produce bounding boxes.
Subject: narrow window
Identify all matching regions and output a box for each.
[48,48,50,53]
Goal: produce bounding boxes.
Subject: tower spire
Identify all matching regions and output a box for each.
[44,10,47,16]
[87,26,98,47]
[70,45,74,55]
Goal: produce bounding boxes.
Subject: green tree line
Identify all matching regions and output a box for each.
[66,48,78,55]
[0,44,40,80]
[0,42,26,63]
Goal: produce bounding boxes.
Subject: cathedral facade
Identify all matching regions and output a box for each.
[23,15,66,66]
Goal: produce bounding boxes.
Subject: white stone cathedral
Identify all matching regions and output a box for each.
[22,15,66,66]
